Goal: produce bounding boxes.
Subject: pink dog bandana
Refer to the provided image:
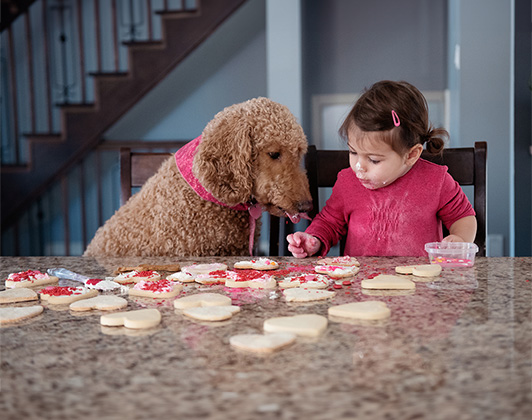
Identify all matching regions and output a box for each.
[175,136,262,255]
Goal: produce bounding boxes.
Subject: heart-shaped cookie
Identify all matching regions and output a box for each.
[0,305,44,324]
[361,274,415,290]
[174,293,231,309]
[39,286,99,304]
[328,301,391,320]
[229,332,296,353]
[263,314,328,337]
[233,258,279,270]
[0,288,38,303]
[283,288,335,302]
[100,308,161,329]
[182,305,240,321]
[69,295,128,312]
[395,264,442,277]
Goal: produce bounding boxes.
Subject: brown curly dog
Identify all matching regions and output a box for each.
[84,97,312,257]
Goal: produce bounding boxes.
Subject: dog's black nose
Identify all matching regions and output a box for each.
[298,200,313,212]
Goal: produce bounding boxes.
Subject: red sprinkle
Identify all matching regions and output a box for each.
[85,279,102,285]
[333,284,343,289]
[39,286,81,296]
[137,279,175,292]
[342,280,352,286]
[8,270,43,282]
[135,271,155,277]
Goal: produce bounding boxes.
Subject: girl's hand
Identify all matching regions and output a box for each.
[442,234,466,243]
[286,232,321,258]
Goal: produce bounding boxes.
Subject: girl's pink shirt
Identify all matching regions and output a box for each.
[306,158,475,257]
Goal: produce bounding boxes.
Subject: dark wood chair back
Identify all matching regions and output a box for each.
[119,148,173,206]
[296,141,487,256]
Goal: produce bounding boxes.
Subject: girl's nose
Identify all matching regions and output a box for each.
[355,161,366,173]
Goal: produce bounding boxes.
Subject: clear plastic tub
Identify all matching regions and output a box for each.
[424,242,479,267]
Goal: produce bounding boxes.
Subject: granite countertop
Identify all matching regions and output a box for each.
[1,256,531,420]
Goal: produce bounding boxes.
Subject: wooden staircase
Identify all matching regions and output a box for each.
[1,0,247,229]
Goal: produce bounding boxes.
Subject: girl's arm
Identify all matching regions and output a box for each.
[443,216,477,243]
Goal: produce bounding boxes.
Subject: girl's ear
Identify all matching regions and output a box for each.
[405,144,423,166]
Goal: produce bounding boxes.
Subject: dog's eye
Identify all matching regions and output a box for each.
[268,152,281,160]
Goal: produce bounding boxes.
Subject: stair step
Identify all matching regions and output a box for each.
[122,40,164,49]
[22,133,62,142]
[55,103,95,112]
[88,71,129,79]
[156,9,200,18]
[1,164,30,174]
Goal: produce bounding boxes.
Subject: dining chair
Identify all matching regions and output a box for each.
[292,141,487,257]
[119,148,173,206]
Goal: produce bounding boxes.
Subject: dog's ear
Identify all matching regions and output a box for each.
[193,104,253,206]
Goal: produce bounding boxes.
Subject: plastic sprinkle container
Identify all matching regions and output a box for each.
[424,242,479,267]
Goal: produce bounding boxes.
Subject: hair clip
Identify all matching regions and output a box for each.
[391,110,400,127]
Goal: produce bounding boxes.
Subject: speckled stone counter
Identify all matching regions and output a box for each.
[1,256,531,420]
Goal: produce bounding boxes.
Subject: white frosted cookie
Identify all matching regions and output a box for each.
[113,270,161,284]
[263,314,328,337]
[278,274,330,289]
[233,258,279,270]
[5,270,58,289]
[69,295,128,312]
[0,288,38,303]
[229,332,296,353]
[128,279,183,298]
[173,293,232,309]
[328,301,391,320]
[100,308,161,329]
[224,271,276,289]
[0,305,44,325]
[283,288,335,302]
[166,272,195,283]
[194,270,230,285]
[39,286,98,304]
[314,265,360,278]
[395,264,442,277]
[181,263,228,276]
[361,274,415,290]
[183,305,240,321]
[316,256,360,266]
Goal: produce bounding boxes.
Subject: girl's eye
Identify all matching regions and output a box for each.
[370,158,380,164]
[268,152,281,160]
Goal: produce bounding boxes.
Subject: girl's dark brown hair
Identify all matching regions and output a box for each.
[339,80,448,155]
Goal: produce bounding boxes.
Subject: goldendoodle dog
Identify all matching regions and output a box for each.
[84,97,312,257]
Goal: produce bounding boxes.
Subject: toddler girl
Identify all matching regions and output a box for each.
[287,80,477,257]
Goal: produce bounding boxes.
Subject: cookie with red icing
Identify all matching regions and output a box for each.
[314,265,360,278]
[113,270,161,284]
[39,286,98,304]
[233,258,279,270]
[128,279,183,298]
[5,270,58,289]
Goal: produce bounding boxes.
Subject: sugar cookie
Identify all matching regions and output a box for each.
[39,286,98,304]
[233,258,279,270]
[395,264,442,277]
[166,272,195,283]
[194,270,230,285]
[314,265,360,278]
[128,279,183,298]
[173,293,232,309]
[100,308,161,329]
[5,270,58,289]
[264,314,328,337]
[361,274,415,290]
[224,270,276,289]
[316,256,360,266]
[328,301,391,320]
[113,270,161,284]
[0,305,44,325]
[69,295,128,312]
[283,288,335,302]
[183,305,240,321]
[278,274,330,289]
[229,332,296,353]
[0,288,38,304]
[181,263,228,276]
